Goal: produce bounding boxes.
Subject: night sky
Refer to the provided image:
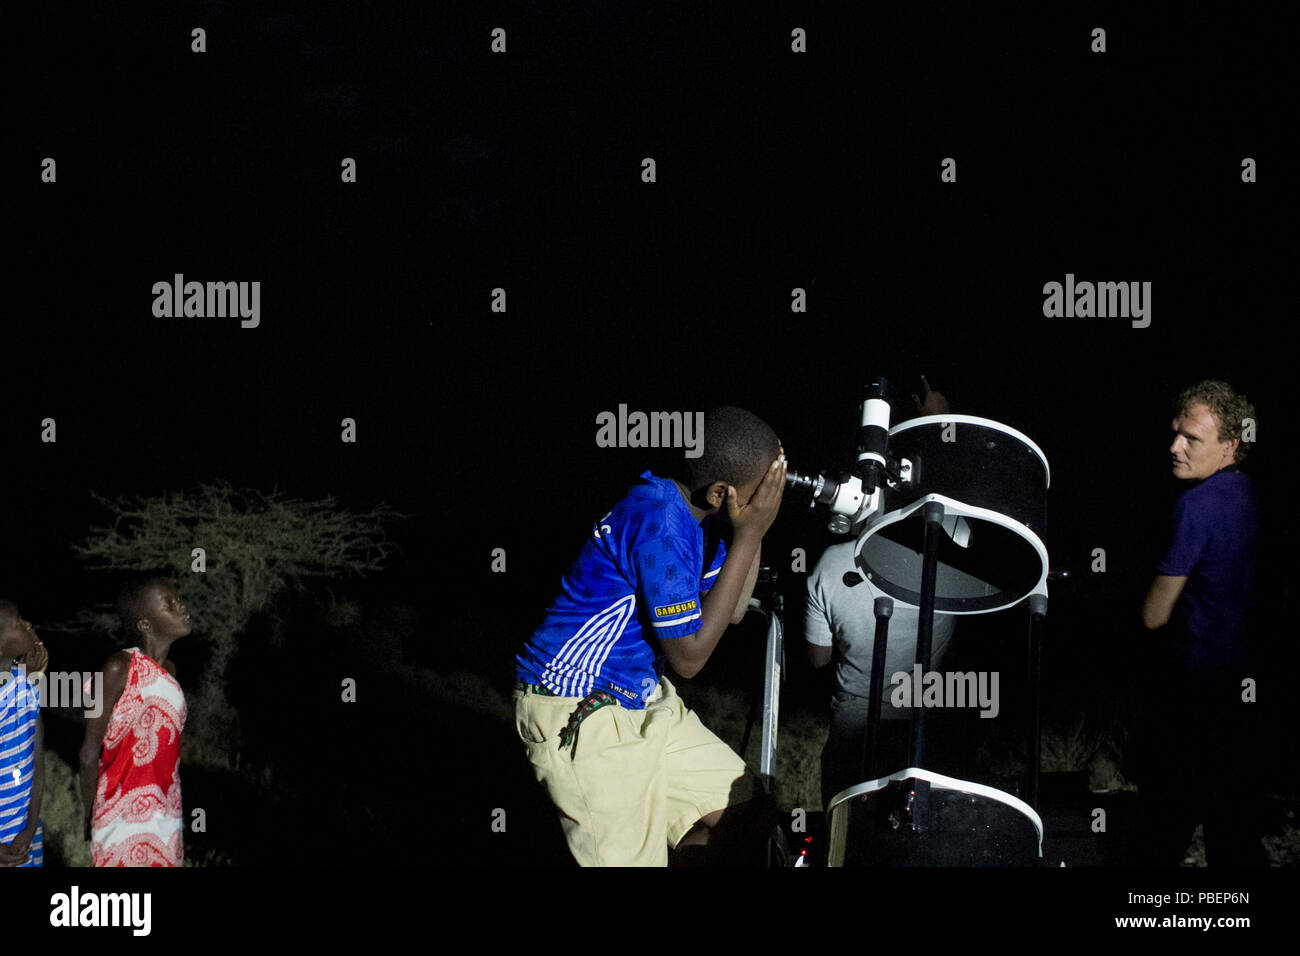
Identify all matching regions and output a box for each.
[6,0,1295,929]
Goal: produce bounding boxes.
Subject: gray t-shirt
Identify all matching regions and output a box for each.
[806,541,956,719]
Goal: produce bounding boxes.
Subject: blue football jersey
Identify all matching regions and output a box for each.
[516,472,728,708]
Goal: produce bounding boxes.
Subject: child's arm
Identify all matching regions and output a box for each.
[730,440,784,623]
[79,652,130,841]
[730,545,761,625]
[0,713,42,866]
[660,454,785,678]
[11,714,43,860]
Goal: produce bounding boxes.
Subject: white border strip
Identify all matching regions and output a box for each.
[826,766,1043,864]
[855,493,1050,614]
[891,415,1051,488]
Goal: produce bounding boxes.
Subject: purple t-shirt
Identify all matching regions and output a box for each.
[1156,466,1258,670]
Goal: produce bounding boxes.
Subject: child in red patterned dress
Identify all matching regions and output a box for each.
[79,578,189,866]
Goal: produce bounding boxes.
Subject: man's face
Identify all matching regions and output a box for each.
[1169,403,1238,480]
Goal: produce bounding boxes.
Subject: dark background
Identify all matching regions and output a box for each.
[5,0,1294,901]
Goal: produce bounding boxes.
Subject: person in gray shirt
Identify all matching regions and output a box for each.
[806,375,959,810]
[806,541,957,810]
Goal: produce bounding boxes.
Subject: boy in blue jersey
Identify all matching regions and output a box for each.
[515,406,786,866]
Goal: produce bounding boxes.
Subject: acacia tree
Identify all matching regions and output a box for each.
[66,481,407,769]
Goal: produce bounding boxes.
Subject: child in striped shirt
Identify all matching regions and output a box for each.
[0,600,46,867]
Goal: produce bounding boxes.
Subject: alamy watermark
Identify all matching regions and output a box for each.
[595,405,704,458]
[1042,273,1151,328]
[152,274,260,328]
[889,665,1000,718]
[0,669,103,718]
[49,886,151,936]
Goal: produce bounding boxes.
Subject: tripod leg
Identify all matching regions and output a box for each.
[1026,594,1047,810]
[908,501,945,769]
[900,501,944,830]
[864,596,894,781]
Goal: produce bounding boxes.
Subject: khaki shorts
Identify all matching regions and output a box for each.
[515,676,754,866]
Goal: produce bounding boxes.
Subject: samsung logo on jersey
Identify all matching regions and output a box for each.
[654,600,698,618]
[595,405,704,458]
[605,682,639,701]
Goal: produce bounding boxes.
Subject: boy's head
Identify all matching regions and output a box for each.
[683,406,781,511]
[0,600,37,661]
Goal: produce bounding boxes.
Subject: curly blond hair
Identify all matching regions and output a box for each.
[1176,380,1255,463]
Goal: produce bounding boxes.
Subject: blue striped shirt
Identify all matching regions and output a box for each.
[0,663,43,866]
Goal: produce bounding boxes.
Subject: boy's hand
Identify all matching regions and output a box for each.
[18,638,48,676]
[0,838,31,866]
[726,453,786,541]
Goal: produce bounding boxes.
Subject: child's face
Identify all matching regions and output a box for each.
[140,584,191,640]
[0,606,37,659]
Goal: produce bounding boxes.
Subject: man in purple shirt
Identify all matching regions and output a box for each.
[1138,380,1265,866]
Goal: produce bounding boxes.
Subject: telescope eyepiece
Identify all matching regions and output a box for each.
[785,468,819,492]
[785,467,839,508]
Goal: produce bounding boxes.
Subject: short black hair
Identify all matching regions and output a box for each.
[117,577,173,640]
[683,406,780,492]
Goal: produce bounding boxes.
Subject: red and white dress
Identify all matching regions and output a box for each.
[91,648,187,866]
